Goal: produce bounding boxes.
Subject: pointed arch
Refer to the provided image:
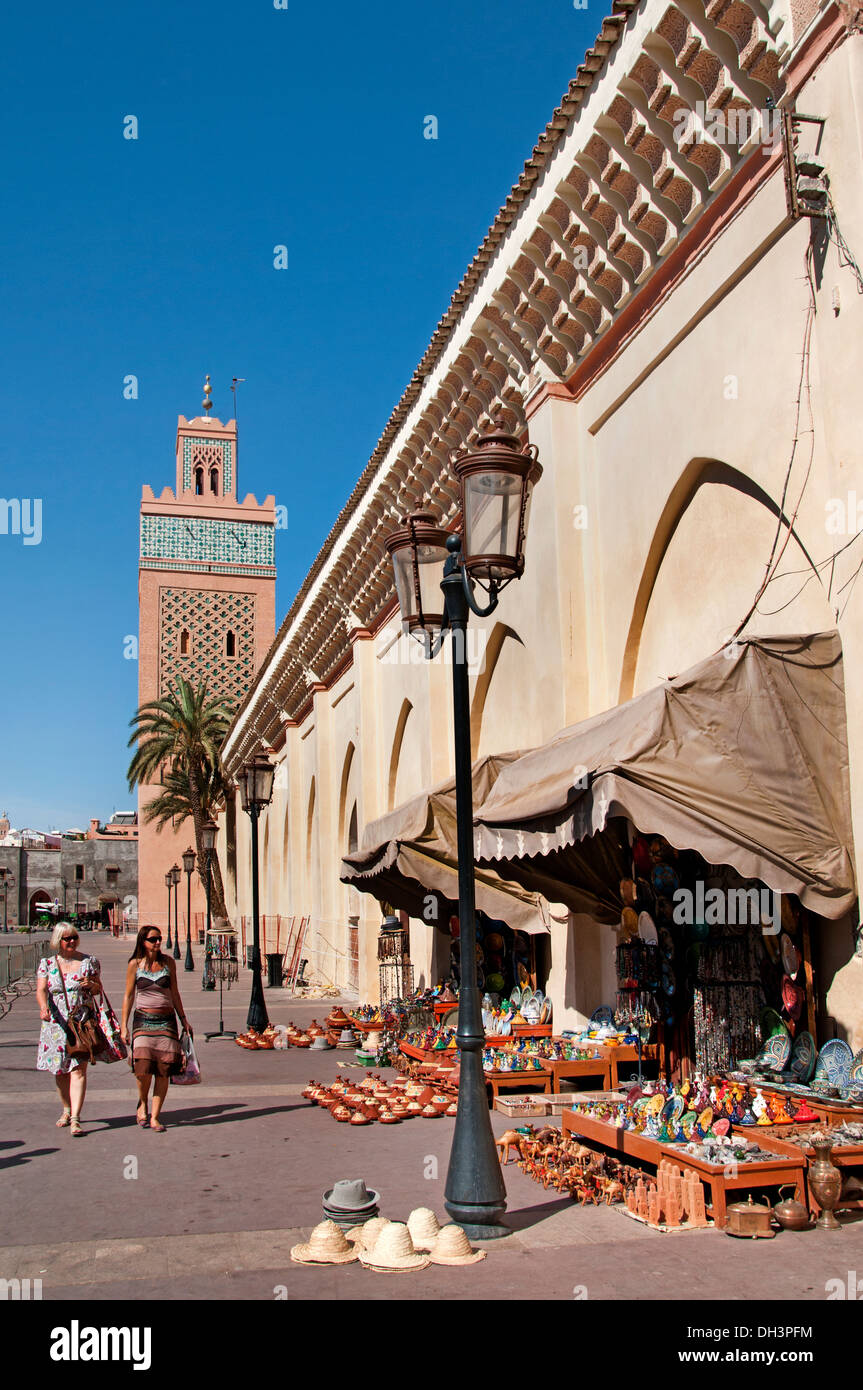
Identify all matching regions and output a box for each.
[387,699,413,811]
[306,777,316,871]
[338,741,356,846]
[619,458,823,702]
[470,621,522,759]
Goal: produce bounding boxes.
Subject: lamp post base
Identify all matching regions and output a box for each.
[204,1029,237,1041]
[445,1218,511,1241]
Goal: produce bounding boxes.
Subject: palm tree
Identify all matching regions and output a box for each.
[127,677,234,919]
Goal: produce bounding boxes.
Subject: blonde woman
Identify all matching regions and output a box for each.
[35,924,102,1137]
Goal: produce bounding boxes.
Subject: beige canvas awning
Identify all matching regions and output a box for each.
[340,753,628,933]
[473,633,856,919]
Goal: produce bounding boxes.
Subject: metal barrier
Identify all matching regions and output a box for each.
[0,937,50,991]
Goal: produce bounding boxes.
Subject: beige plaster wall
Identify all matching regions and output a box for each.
[224,35,863,1035]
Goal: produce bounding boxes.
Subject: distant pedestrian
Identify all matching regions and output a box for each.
[35,924,103,1137]
[120,926,193,1132]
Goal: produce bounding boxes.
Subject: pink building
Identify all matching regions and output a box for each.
[137,385,276,933]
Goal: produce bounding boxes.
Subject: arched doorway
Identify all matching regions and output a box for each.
[29,890,52,924]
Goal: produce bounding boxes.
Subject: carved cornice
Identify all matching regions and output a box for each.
[223,0,822,771]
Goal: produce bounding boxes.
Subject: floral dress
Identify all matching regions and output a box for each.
[36,955,100,1074]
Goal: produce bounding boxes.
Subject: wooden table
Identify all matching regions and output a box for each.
[596,1043,659,1089]
[541,1056,612,1091]
[561,1109,806,1228]
[735,1124,863,1215]
[486,1070,552,1103]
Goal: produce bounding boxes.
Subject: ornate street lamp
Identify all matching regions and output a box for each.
[384,426,542,1238]
[236,754,275,1033]
[201,818,217,991]
[182,846,196,972]
[164,871,173,948]
[170,864,182,960]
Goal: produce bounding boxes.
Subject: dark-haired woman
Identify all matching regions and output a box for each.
[120,926,192,1132]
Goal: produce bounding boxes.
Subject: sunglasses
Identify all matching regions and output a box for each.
[61,935,79,943]
[145,936,162,943]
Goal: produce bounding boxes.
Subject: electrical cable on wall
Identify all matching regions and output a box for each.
[732,248,818,638]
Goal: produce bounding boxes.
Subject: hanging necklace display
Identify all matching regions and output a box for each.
[204,926,239,1042]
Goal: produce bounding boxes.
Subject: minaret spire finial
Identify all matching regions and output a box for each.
[202,374,213,416]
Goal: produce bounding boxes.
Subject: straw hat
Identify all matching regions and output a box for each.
[407,1207,442,1251]
[290,1220,359,1265]
[345,1215,388,1252]
[430,1224,487,1265]
[359,1221,431,1273]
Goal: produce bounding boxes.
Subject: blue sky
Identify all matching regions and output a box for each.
[0,0,595,830]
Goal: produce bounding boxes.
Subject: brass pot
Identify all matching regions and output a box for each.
[773,1185,811,1231]
[725,1194,775,1238]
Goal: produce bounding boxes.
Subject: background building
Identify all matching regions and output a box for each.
[0,813,138,927]
[219,0,863,1050]
[136,387,276,931]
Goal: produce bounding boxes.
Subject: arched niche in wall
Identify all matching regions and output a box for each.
[306,777,316,870]
[338,741,356,846]
[620,459,831,702]
[470,621,522,759]
[281,795,290,902]
[387,698,413,811]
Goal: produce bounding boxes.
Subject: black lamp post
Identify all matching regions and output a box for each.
[164,871,173,949]
[385,426,542,1238]
[170,864,182,959]
[236,754,275,1033]
[182,846,196,972]
[201,818,217,990]
[0,869,13,932]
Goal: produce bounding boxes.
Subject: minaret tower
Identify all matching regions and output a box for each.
[137,378,276,930]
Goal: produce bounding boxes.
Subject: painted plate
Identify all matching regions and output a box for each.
[651,863,679,898]
[781,976,804,1021]
[681,1111,697,1139]
[758,1031,792,1070]
[850,1049,863,1084]
[698,1107,714,1132]
[540,998,553,1025]
[789,1030,817,1083]
[659,927,675,961]
[661,962,676,996]
[638,912,658,944]
[760,1008,786,1040]
[672,1094,685,1123]
[780,932,800,979]
[816,1039,854,1088]
[662,1096,676,1123]
[590,1006,614,1027]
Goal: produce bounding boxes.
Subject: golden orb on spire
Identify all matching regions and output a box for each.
[202,374,213,415]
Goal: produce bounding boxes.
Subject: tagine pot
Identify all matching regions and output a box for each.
[809,1138,843,1230]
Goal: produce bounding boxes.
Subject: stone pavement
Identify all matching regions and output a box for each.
[1,934,862,1302]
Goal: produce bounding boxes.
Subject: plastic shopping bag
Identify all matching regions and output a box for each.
[170,1028,201,1085]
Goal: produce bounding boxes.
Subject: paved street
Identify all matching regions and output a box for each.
[2,933,862,1303]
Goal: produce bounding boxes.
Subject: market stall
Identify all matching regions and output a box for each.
[472,633,858,1084]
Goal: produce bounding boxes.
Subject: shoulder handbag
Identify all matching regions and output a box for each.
[92,984,128,1063]
[55,958,106,1064]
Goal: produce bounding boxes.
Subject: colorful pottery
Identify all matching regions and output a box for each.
[789,1030,817,1083]
[814,1040,854,1089]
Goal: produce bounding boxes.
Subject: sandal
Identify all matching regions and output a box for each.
[69,1117,84,1137]
[136,1103,149,1128]
[56,1109,72,1128]
[149,1118,166,1132]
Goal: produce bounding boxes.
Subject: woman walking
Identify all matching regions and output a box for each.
[120,926,192,1131]
[36,924,102,1137]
